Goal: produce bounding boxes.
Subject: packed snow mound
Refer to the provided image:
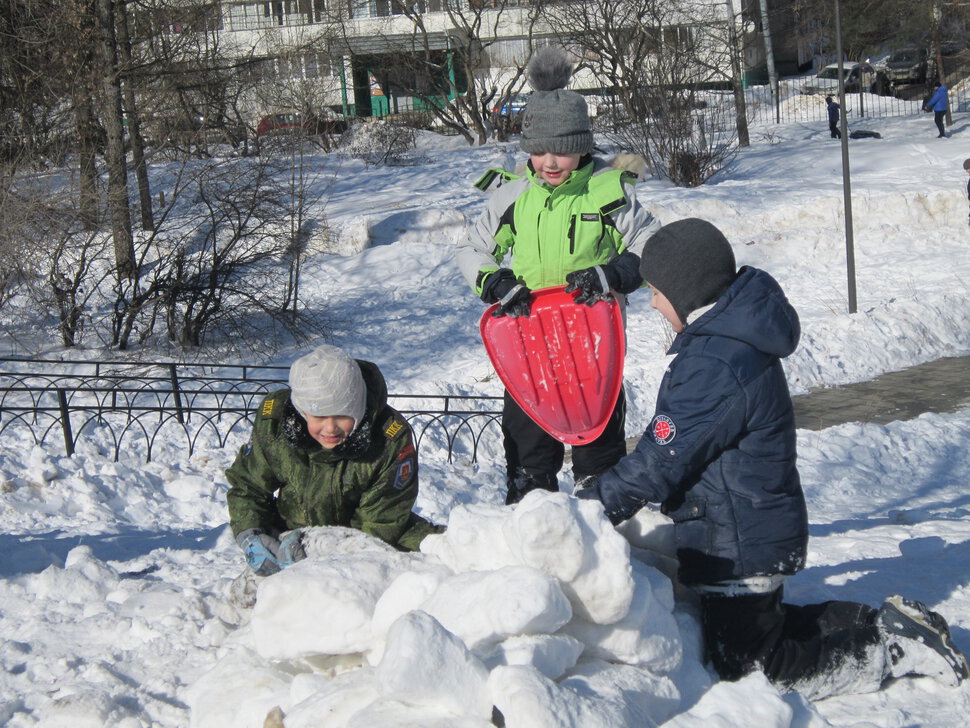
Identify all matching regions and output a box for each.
[188,491,710,728]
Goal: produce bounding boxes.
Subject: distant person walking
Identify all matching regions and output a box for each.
[963,158,970,225]
[825,96,841,139]
[924,82,949,138]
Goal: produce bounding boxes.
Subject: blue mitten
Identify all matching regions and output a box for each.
[279,529,307,567]
[236,528,283,576]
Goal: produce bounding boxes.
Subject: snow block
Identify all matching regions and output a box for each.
[418,564,573,650]
[251,554,401,660]
[423,491,636,626]
[489,662,676,728]
[186,648,291,728]
[376,610,493,720]
[660,672,796,728]
[282,669,382,728]
[561,560,683,674]
[562,659,682,726]
[477,633,585,681]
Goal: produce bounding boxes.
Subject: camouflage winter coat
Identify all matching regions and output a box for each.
[225,360,424,549]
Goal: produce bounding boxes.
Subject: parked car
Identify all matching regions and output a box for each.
[801,62,868,95]
[878,47,930,84]
[256,112,348,138]
[491,93,528,134]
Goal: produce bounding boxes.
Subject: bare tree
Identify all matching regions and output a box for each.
[96,0,136,275]
[544,0,739,186]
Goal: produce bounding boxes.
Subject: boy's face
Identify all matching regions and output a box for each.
[303,413,356,449]
[650,286,683,333]
[530,152,582,186]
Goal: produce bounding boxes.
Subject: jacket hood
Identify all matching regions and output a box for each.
[671,266,800,359]
[357,359,389,427]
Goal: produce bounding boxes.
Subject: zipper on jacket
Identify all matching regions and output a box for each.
[567,215,576,255]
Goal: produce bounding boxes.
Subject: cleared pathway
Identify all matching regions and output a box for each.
[792,355,970,430]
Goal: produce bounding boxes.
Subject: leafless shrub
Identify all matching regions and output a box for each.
[342,118,417,166]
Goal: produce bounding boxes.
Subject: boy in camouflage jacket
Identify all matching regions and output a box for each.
[226,345,439,576]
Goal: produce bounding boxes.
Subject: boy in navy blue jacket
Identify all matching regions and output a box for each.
[578,218,968,698]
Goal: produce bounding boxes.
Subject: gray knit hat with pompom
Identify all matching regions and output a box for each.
[519,46,593,156]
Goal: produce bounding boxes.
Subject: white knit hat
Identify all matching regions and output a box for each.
[288,345,367,427]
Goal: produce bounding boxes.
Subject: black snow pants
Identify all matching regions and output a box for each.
[699,586,884,699]
[502,387,627,504]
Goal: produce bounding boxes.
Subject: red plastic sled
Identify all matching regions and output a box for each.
[481,285,625,445]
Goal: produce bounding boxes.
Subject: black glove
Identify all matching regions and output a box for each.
[493,284,532,318]
[565,266,617,305]
[481,269,532,318]
[566,252,645,304]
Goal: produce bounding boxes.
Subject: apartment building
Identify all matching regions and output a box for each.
[203,1,807,120]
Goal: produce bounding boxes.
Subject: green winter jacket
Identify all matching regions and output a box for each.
[226,360,433,551]
[457,156,660,295]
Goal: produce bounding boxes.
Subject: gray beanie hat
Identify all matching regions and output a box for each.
[639,218,737,326]
[288,344,367,427]
[519,46,593,156]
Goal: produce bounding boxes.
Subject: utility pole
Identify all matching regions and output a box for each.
[931,0,951,126]
[758,0,779,123]
[834,0,857,314]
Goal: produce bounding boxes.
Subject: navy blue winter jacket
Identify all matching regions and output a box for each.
[591,266,809,586]
[826,100,840,124]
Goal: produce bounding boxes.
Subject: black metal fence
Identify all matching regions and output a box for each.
[0,358,503,464]
[743,78,967,127]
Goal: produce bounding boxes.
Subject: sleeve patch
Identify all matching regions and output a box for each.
[392,456,415,490]
[651,414,677,445]
[260,399,275,417]
[384,420,405,439]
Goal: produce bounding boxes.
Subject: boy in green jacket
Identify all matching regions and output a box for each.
[456,46,660,504]
[226,345,439,576]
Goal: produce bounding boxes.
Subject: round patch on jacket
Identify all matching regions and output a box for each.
[651,414,676,445]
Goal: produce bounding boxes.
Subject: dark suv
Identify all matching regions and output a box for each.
[882,48,930,84]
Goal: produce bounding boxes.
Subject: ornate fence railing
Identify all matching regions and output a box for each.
[0,358,504,464]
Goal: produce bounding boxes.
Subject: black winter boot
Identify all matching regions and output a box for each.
[505,467,559,505]
[877,595,969,687]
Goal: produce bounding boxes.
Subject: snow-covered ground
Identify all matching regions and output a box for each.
[2,93,970,727]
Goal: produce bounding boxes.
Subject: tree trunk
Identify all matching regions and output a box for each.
[725,0,750,147]
[74,93,101,229]
[116,0,154,231]
[96,0,135,276]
